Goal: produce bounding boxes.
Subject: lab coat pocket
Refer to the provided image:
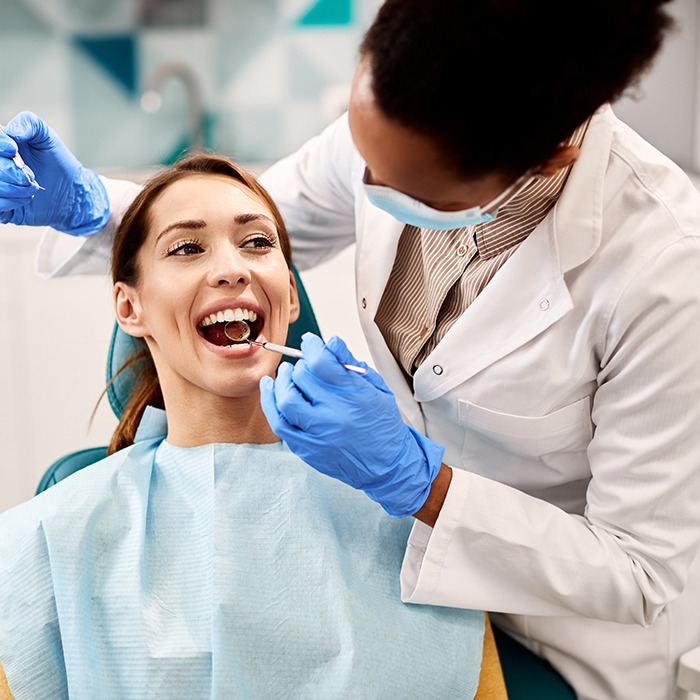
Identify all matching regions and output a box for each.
[458,397,593,484]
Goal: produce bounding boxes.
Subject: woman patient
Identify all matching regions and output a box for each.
[0,154,505,699]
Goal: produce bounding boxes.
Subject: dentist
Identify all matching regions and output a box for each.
[2,1,700,698]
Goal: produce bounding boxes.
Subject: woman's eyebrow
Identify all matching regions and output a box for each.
[156,214,275,243]
[234,213,276,227]
[156,219,207,243]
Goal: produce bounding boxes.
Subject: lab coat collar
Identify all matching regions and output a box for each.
[552,104,611,274]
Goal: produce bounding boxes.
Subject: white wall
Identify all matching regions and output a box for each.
[0,225,117,513]
[614,0,700,172]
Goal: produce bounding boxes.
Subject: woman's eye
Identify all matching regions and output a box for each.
[167,240,204,256]
[242,235,275,250]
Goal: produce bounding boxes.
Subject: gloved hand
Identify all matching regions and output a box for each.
[259,333,445,517]
[0,111,110,235]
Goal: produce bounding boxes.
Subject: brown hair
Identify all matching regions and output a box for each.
[108,153,293,454]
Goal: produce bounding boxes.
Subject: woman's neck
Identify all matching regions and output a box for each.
[163,391,279,447]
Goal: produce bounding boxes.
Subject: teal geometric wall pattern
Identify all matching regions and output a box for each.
[72,36,137,97]
[0,0,383,168]
[297,0,354,27]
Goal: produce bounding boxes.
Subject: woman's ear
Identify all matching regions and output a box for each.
[288,270,300,324]
[114,282,148,338]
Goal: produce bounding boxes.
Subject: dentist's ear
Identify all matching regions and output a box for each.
[114,282,148,338]
[288,270,300,324]
[533,145,581,178]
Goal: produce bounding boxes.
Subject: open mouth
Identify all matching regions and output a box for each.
[198,308,264,347]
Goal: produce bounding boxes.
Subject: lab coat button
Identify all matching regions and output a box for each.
[457,244,468,257]
[539,298,550,311]
[432,364,444,375]
[361,297,367,309]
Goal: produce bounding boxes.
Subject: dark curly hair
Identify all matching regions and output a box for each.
[360,0,674,179]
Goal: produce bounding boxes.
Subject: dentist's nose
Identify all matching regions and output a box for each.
[207,246,251,287]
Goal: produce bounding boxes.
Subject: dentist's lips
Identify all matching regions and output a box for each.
[198,316,264,347]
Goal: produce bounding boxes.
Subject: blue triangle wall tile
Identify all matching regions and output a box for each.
[73,35,137,97]
[297,0,353,27]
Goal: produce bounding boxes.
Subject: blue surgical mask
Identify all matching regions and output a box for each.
[362,169,538,231]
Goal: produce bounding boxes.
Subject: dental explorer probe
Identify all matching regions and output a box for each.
[224,320,367,375]
[0,124,45,190]
[247,339,368,375]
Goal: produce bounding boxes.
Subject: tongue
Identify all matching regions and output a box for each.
[203,322,244,347]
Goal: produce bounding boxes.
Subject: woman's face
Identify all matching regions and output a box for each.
[115,173,299,402]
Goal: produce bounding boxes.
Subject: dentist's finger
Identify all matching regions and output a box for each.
[4,111,55,150]
[0,183,36,211]
[268,362,321,433]
[0,131,18,158]
[0,155,35,186]
[259,374,292,437]
[260,366,314,435]
[296,332,364,387]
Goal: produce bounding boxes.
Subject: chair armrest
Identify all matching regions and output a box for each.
[678,646,700,693]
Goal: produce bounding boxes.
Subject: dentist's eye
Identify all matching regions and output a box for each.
[166,239,204,256]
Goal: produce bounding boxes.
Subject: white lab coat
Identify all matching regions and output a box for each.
[37,105,700,700]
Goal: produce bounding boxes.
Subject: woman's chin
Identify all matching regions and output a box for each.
[206,372,270,400]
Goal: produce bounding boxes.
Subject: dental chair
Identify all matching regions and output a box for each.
[36,267,575,699]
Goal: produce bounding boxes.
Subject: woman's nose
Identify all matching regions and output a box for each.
[206,247,251,287]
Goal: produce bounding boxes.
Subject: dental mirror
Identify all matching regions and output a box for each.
[224,320,251,343]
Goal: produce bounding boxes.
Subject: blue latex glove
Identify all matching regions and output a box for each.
[0,111,110,235]
[260,333,445,518]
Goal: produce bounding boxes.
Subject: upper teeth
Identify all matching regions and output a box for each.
[200,308,258,327]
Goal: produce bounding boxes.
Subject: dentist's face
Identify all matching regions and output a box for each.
[348,57,512,211]
[116,173,299,402]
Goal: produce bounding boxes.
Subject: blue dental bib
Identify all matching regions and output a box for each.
[0,408,483,699]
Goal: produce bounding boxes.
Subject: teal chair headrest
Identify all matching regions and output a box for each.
[106,266,321,419]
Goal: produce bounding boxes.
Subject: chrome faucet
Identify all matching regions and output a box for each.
[141,61,205,151]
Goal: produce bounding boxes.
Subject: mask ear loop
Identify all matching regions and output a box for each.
[481,171,542,215]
